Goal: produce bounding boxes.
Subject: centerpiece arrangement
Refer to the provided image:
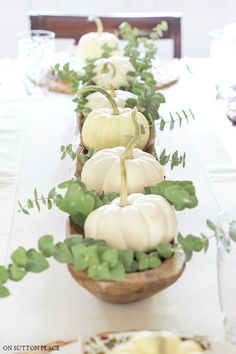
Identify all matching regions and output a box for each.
[2,18,235,306]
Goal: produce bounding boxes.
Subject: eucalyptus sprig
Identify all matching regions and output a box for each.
[159,149,186,170]
[157,109,195,131]
[2,219,236,298]
[119,21,168,73]
[145,180,198,210]
[52,59,96,93]
[60,144,77,160]
[18,180,103,227]
[0,233,174,298]
[60,144,96,164]
[19,178,198,227]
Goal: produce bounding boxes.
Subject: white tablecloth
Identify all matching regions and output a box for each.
[0,59,235,348]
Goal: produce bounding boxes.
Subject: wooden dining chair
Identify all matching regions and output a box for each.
[29,12,182,58]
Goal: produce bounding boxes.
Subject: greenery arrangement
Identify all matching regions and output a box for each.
[52,21,194,129]
[1,219,236,298]
[18,179,198,226]
[1,20,224,302]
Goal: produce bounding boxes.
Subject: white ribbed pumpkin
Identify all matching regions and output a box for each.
[93,56,135,89]
[81,107,149,150]
[81,147,164,194]
[110,332,204,354]
[84,193,177,252]
[77,18,121,62]
[85,90,137,111]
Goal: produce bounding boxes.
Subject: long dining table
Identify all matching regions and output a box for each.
[0,57,236,348]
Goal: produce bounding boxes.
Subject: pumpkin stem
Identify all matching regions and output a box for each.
[119,108,140,206]
[77,85,120,115]
[93,17,103,34]
[122,108,141,159]
[119,156,129,207]
[101,62,116,78]
[110,85,116,98]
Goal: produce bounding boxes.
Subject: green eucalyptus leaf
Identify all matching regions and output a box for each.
[156,243,174,259]
[138,256,150,271]
[144,180,198,210]
[0,266,8,284]
[0,284,10,298]
[118,250,134,270]
[130,260,139,272]
[53,242,72,264]
[201,234,210,252]
[48,187,56,199]
[206,219,217,232]
[64,234,83,247]
[47,199,53,210]
[38,235,54,257]
[8,264,27,281]
[11,247,28,268]
[26,250,49,273]
[110,262,125,281]
[88,262,111,280]
[229,221,236,241]
[184,235,204,252]
[148,255,162,268]
[27,199,33,208]
[102,249,118,268]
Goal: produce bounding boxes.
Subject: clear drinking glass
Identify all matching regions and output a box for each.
[17,30,55,84]
[210,28,236,99]
[217,212,236,344]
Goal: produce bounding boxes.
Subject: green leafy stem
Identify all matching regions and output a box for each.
[18,179,199,227]
[145,180,198,211]
[60,144,186,171]
[2,219,235,298]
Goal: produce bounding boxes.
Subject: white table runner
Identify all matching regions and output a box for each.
[0,59,235,348]
[0,59,29,263]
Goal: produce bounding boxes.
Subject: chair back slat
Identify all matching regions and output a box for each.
[29,13,182,58]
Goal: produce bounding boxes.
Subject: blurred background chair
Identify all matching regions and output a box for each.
[29,13,182,58]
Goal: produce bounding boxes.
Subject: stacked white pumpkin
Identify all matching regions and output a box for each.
[74,84,178,254]
[75,20,178,258]
[77,17,135,91]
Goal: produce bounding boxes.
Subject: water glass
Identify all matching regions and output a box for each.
[17,30,55,84]
[210,28,236,98]
[217,212,236,343]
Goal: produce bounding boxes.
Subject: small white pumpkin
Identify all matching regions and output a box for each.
[85,90,137,111]
[110,333,204,354]
[79,86,149,151]
[82,108,149,150]
[93,56,135,89]
[81,147,164,194]
[77,18,121,62]
[84,193,177,252]
[111,332,179,354]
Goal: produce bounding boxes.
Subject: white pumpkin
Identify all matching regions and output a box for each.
[84,193,177,252]
[85,90,137,111]
[81,107,149,150]
[110,333,204,354]
[93,56,135,89]
[77,18,121,62]
[81,147,164,194]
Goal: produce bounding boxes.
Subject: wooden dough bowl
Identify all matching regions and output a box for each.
[66,218,185,304]
[75,113,156,177]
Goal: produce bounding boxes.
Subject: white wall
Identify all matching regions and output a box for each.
[1,0,236,58]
